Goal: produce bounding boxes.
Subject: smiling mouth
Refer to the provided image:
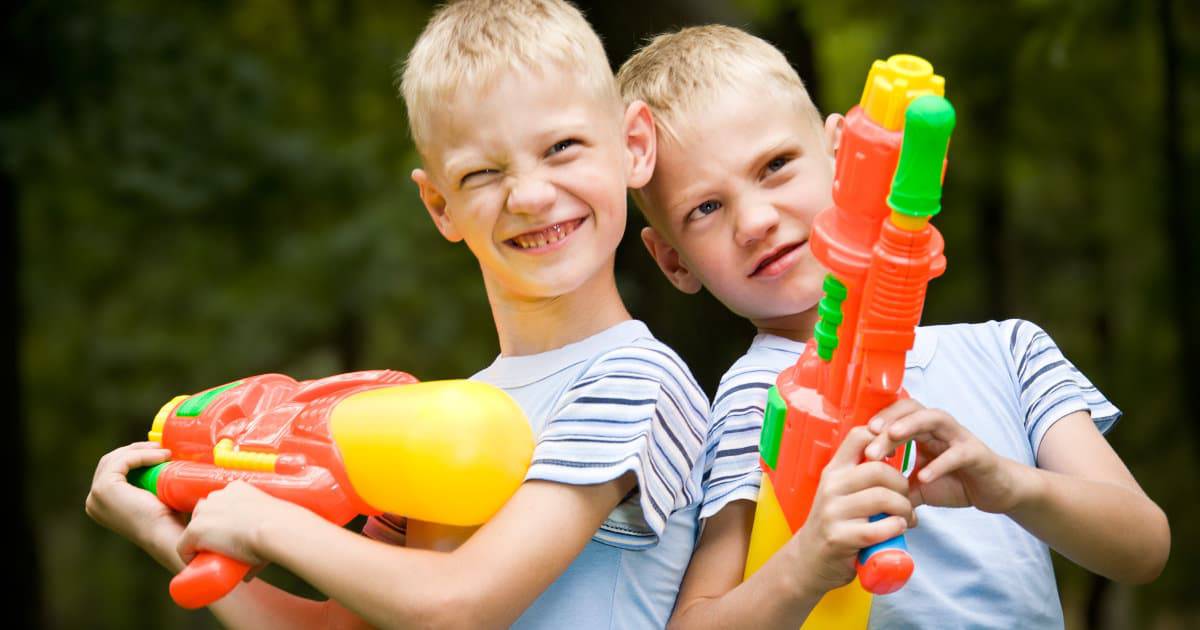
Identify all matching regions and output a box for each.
[507,218,586,250]
[750,241,806,277]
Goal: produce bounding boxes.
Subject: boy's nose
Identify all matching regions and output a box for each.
[734,204,780,247]
[506,177,557,215]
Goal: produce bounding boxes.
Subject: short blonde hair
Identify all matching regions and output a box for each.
[617,24,823,145]
[400,0,618,156]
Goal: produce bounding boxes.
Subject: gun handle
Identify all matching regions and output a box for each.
[169,551,253,609]
[856,514,914,594]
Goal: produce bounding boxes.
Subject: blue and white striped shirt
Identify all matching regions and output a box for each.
[366,320,709,628]
[701,319,1120,629]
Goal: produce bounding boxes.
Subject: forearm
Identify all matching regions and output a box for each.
[255,509,469,628]
[136,519,360,629]
[670,553,823,630]
[1006,461,1169,583]
[209,581,350,630]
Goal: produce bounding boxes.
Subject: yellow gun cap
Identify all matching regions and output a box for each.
[148,395,189,444]
[860,54,945,131]
[331,380,534,526]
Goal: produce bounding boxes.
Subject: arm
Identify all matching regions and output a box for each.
[1011,411,1169,583]
[86,443,367,629]
[865,402,1169,584]
[177,473,636,629]
[668,502,819,630]
[668,428,913,630]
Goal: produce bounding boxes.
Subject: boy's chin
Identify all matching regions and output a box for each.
[742,302,822,327]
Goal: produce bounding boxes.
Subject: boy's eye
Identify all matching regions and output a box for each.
[546,138,579,156]
[688,199,722,221]
[765,155,791,174]
[460,169,500,187]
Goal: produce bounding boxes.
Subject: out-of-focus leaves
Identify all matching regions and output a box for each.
[7,0,1198,627]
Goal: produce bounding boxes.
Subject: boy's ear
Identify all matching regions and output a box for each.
[824,113,845,159]
[411,168,462,242]
[623,100,657,189]
[641,226,701,294]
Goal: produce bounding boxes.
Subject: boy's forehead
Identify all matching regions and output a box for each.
[638,93,826,227]
[420,67,621,175]
[674,91,821,153]
[663,96,821,176]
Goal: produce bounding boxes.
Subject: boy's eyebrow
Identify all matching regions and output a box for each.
[665,182,713,215]
[663,135,803,214]
[747,137,801,176]
[530,109,603,145]
[440,140,487,176]
[438,110,598,185]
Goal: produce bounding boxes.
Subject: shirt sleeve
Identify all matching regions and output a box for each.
[699,370,773,520]
[1004,319,1122,454]
[526,344,708,549]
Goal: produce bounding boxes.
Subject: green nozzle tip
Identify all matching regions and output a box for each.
[887,95,956,219]
[128,463,167,496]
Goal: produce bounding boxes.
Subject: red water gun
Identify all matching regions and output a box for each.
[745,54,957,611]
[128,370,533,609]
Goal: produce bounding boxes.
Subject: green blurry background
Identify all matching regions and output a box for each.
[5,0,1198,627]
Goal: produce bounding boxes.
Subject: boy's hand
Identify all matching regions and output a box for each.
[177,480,302,573]
[864,399,1023,514]
[788,426,914,595]
[85,442,186,553]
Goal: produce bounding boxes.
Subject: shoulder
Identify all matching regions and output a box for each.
[712,336,801,414]
[571,336,707,406]
[932,318,1051,359]
[913,319,1037,376]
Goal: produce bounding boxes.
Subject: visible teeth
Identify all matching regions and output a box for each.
[512,221,577,249]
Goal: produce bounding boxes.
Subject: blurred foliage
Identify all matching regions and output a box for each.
[5,0,1198,628]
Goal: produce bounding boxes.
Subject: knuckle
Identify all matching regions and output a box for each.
[848,426,873,441]
[865,461,900,484]
[826,522,846,545]
[818,467,835,487]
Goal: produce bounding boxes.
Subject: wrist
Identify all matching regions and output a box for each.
[142,521,186,573]
[779,530,831,608]
[251,499,312,562]
[1001,457,1047,515]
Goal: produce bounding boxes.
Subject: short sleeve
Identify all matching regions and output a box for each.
[1004,319,1122,454]
[526,343,708,549]
[699,370,773,520]
[362,514,406,546]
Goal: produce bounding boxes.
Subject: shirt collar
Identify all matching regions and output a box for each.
[751,325,938,370]
[473,319,652,387]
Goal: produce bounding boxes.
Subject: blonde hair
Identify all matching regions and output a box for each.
[400,0,619,156]
[617,24,823,145]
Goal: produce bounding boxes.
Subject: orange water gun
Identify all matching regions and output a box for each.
[743,55,956,629]
[128,370,533,609]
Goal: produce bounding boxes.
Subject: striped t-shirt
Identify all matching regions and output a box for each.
[701,319,1120,629]
[365,320,709,629]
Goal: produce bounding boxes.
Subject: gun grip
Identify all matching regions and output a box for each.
[856,515,914,594]
[169,551,252,609]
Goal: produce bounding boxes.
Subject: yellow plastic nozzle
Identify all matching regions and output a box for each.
[860,54,945,131]
[889,211,930,232]
[149,395,189,443]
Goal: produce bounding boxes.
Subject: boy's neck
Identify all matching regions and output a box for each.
[751,308,821,344]
[484,262,632,357]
